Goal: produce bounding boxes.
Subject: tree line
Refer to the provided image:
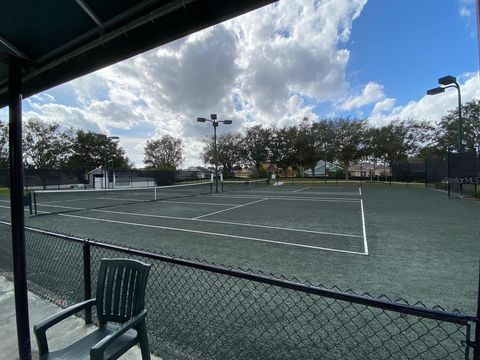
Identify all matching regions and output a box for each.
[0,118,185,171]
[0,99,477,175]
[201,99,479,179]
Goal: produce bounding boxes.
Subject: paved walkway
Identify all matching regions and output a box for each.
[0,276,161,359]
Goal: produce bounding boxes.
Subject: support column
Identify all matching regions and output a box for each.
[8,57,32,360]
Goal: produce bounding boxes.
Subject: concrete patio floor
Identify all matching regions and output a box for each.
[0,276,161,359]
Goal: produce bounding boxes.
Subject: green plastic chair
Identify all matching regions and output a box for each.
[34,258,151,360]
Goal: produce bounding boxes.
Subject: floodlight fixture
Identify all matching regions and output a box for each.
[426,87,445,96]
[426,75,463,153]
[438,75,457,86]
[197,114,234,193]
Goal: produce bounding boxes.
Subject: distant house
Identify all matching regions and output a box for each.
[88,168,106,189]
[303,161,343,177]
[348,162,390,178]
[233,168,253,179]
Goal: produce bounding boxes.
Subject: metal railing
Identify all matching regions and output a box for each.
[0,220,476,359]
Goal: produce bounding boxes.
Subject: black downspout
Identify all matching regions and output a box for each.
[8,57,32,359]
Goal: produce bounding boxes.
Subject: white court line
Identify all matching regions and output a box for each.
[193,198,269,220]
[53,212,368,255]
[212,194,360,203]
[41,197,105,204]
[240,190,359,196]
[0,203,363,238]
[161,200,236,207]
[359,187,362,196]
[293,187,310,193]
[99,197,234,207]
[360,199,368,255]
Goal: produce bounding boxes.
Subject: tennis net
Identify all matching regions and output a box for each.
[221,178,268,192]
[32,181,213,215]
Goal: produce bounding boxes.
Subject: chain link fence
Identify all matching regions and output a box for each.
[0,168,209,190]
[0,221,475,359]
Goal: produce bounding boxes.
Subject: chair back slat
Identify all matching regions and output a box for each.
[112,266,125,316]
[119,267,131,318]
[96,259,151,325]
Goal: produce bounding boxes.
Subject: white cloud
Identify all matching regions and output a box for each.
[372,98,395,114]
[18,0,368,167]
[458,0,475,18]
[339,82,385,111]
[368,72,480,127]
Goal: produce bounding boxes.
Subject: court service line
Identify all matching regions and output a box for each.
[360,199,368,255]
[293,187,310,193]
[54,212,368,256]
[239,190,359,196]
[193,198,269,220]
[213,194,360,203]
[89,208,362,238]
[97,197,234,207]
[359,187,362,196]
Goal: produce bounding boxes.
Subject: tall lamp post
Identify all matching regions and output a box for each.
[426,75,462,152]
[103,135,119,189]
[197,114,232,193]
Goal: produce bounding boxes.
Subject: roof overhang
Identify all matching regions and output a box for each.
[0,0,277,108]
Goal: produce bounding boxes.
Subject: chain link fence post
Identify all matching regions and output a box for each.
[83,241,92,325]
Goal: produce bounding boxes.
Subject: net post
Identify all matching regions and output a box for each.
[424,159,427,188]
[33,192,37,216]
[28,192,32,216]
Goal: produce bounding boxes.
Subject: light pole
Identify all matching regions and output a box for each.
[426,75,462,152]
[102,135,119,189]
[197,114,232,193]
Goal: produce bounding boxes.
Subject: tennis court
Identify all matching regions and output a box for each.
[0,181,478,313]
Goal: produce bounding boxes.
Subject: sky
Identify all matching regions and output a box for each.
[0,0,479,167]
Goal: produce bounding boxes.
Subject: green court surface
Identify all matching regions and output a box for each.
[0,182,478,313]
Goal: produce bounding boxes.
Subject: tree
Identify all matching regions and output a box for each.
[144,135,184,169]
[240,125,272,175]
[332,118,368,180]
[0,121,8,167]
[202,132,242,177]
[23,118,74,169]
[269,126,298,175]
[435,99,480,153]
[373,119,431,166]
[295,118,324,177]
[66,130,131,169]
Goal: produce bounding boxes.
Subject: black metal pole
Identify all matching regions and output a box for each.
[83,242,92,324]
[455,83,464,196]
[447,150,451,198]
[455,83,463,153]
[213,121,219,193]
[324,145,327,185]
[8,57,32,360]
[475,257,480,360]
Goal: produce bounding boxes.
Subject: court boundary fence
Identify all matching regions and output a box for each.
[0,220,478,359]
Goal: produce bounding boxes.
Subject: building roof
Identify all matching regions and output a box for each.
[0,0,276,108]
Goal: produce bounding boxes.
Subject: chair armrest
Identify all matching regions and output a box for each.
[33,298,96,356]
[90,309,147,360]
